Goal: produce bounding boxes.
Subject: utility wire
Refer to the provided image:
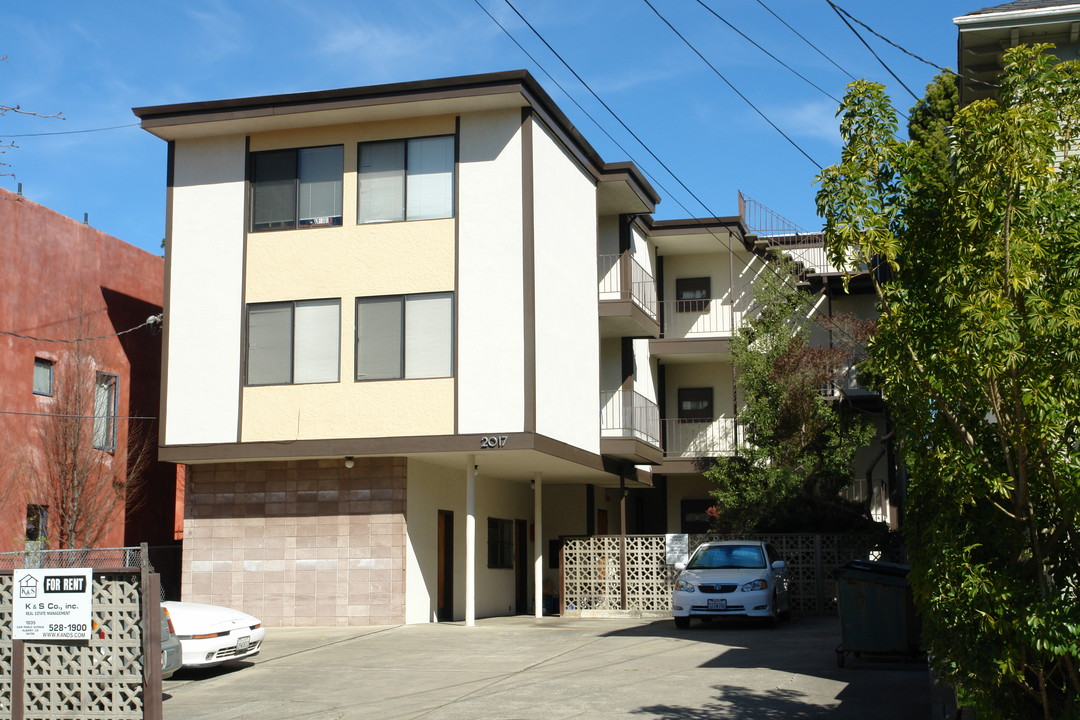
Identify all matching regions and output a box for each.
[479,0,869,351]
[642,0,823,170]
[0,314,162,344]
[828,1,997,89]
[755,0,857,82]
[0,410,156,420]
[827,0,920,103]
[694,0,841,105]
[1,122,140,139]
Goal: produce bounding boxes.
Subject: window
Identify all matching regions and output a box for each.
[676,277,711,312]
[251,146,343,231]
[26,505,48,542]
[246,299,341,385]
[355,292,453,380]
[93,373,119,450]
[678,387,713,421]
[33,358,54,396]
[487,518,514,569]
[358,136,454,223]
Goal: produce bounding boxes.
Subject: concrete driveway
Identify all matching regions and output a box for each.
[162,615,931,719]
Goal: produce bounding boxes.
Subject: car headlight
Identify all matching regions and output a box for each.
[740,579,768,592]
[674,578,696,593]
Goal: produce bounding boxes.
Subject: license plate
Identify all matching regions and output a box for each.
[236,636,250,651]
[707,599,727,610]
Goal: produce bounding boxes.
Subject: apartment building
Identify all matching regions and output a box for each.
[133,70,887,627]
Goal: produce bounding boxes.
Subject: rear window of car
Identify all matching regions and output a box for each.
[688,545,766,569]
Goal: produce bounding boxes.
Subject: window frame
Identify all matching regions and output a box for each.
[250,145,344,232]
[357,135,456,224]
[677,387,714,421]
[245,298,342,387]
[93,372,119,451]
[487,517,514,569]
[675,277,711,313]
[32,357,54,396]
[26,504,48,542]
[354,292,454,382]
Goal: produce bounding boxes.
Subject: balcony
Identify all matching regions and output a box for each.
[820,364,882,408]
[657,417,741,473]
[598,253,660,338]
[650,299,741,360]
[600,390,663,464]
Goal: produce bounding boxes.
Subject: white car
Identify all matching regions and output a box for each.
[672,540,791,628]
[162,601,265,668]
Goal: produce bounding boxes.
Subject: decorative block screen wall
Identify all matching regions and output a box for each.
[562,533,875,617]
[0,556,154,720]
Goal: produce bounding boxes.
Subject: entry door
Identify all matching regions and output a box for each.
[437,511,453,621]
[514,519,528,614]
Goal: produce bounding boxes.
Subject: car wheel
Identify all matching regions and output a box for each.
[766,593,780,628]
[674,616,691,630]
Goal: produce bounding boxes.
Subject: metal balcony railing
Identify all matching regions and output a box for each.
[600,390,661,447]
[820,364,878,398]
[661,417,741,458]
[598,253,658,320]
[659,299,741,339]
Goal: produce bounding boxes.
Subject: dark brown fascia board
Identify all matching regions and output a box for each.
[159,430,608,472]
[599,161,661,211]
[645,216,747,239]
[132,70,535,122]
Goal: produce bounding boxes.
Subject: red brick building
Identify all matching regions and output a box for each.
[0,187,180,587]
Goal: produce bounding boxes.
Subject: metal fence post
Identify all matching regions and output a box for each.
[814,534,824,616]
[12,638,24,720]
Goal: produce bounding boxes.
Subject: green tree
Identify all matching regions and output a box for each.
[816,46,1080,720]
[705,259,876,532]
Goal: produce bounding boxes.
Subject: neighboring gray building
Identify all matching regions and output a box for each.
[955,0,1080,104]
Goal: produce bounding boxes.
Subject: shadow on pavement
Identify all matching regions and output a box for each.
[605,616,929,720]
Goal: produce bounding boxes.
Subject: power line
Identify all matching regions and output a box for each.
[0,314,162,344]
[827,0,921,103]
[478,0,869,352]
[0,410,156,420]
[1,122,140,139]
[641,0,823,171]
[755,0,858,82]
[693,0,841,105]
[827,1,997,89]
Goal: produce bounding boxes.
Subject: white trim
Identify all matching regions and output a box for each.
[955,5,1080,28]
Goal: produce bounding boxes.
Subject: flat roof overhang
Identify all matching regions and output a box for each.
[159,431,652,488]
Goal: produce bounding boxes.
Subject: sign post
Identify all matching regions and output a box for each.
[13,568,93,641]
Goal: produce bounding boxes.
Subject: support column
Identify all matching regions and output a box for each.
[533,472,543,619]
[466,455,476,627]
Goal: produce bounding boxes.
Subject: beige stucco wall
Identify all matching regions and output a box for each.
[239,116,458,442]
[404,459,466,624]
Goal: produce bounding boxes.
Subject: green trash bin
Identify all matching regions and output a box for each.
[834,560,921,667]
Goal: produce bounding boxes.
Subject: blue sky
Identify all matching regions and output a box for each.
[2,0,980,255]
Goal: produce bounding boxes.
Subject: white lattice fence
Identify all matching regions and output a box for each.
[562,533,874,618]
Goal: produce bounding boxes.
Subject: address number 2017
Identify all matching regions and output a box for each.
[480,436,508,449]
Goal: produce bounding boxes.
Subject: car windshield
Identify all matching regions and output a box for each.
[687,545,766,570]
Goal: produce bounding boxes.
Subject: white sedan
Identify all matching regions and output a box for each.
[672,540,791,628]
[162,601,265,668]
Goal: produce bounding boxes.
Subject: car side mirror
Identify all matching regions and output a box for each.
[771,560,786,570]
[674,561,687,571]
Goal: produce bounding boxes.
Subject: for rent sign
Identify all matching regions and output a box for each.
[13,568,93,640]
